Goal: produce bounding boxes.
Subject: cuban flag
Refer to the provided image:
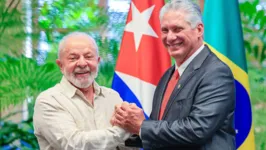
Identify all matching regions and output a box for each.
[112,0,171,117]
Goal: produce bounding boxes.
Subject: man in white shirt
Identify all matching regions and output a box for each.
[33,32,137,150]
[111,0,236,150]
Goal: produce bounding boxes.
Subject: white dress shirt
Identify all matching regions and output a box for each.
[34,77,136,150]
[175,44,205,76]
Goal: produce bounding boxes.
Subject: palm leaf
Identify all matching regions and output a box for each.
[0,55,62,111]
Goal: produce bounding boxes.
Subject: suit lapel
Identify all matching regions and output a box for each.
[161,45,211,119]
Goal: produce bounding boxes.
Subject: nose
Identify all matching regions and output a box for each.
[167,31,176,43]
[77,57,87,68]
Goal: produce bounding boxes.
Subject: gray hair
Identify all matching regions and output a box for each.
[159,0,202,28]
[58,32,99,59]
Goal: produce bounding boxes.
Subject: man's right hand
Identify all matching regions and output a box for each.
[111,102,145,135]
[110,102,130,126]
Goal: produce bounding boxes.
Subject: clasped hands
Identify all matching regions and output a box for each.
[110,102,145,135]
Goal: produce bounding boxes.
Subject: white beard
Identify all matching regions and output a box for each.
[63,66,98,89]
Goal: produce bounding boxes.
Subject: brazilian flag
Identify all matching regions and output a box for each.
[203,0,255,149]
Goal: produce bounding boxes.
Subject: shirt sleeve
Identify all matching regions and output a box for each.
[34,98,130,150]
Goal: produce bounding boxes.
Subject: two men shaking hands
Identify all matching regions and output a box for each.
[111,102,145,135]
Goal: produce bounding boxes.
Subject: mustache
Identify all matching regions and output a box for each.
[74,67,91,73]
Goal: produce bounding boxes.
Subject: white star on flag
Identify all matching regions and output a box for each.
[124,2,158,51]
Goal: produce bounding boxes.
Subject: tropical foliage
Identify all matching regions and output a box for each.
[0,111,39,149]
[0,0,124,148]
[0,0,125,110]
[0,55,61,112]
[239,1,266,149]
[0,0,265,149]
[240,0,266,65]
[0,0,26,56]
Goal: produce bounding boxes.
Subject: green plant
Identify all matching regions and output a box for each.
[0,111,39,149]
[37,0,125,87]
[247,61,266,150]
[0,55,61,149]
[95,36,120,87]
[0,55,61,112]
[38,0,108,41]
[0,0,28,56]
[0,0,126,149]
[240,1,266,149]
[240,0,266,64]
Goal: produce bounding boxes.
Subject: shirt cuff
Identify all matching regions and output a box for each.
[113,126,131,142]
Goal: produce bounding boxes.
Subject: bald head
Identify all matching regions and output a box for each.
[56,31,100,89]
[58,32,99,60]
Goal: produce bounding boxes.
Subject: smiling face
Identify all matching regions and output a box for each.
[161,10,203,65]
[56,35,100,89]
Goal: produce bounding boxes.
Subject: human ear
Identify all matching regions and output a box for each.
[56,59,64,73]
[196,23,204,37]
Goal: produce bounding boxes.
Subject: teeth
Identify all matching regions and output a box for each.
[168,42,182,48]
[173,42,182,46]
[175,43,182,46]
[76,72,89,74]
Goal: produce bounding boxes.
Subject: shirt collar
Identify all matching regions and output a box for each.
[60,76,104,99]
[175,44,204,76]
[93,81,104,97]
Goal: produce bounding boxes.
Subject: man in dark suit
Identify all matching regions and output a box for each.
[111,0,236,149]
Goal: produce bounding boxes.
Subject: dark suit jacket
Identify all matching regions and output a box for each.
[126,45,236,150]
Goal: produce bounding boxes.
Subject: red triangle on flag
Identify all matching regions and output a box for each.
[115,0,171,86]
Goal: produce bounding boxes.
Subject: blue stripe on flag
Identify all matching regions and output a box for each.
[112,73,148,118]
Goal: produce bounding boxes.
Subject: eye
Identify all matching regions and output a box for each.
[68,55,78,61]
[173,27,183,33]
[85,55,93,59]
[161,28,168,34]
[70,57,76,61]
